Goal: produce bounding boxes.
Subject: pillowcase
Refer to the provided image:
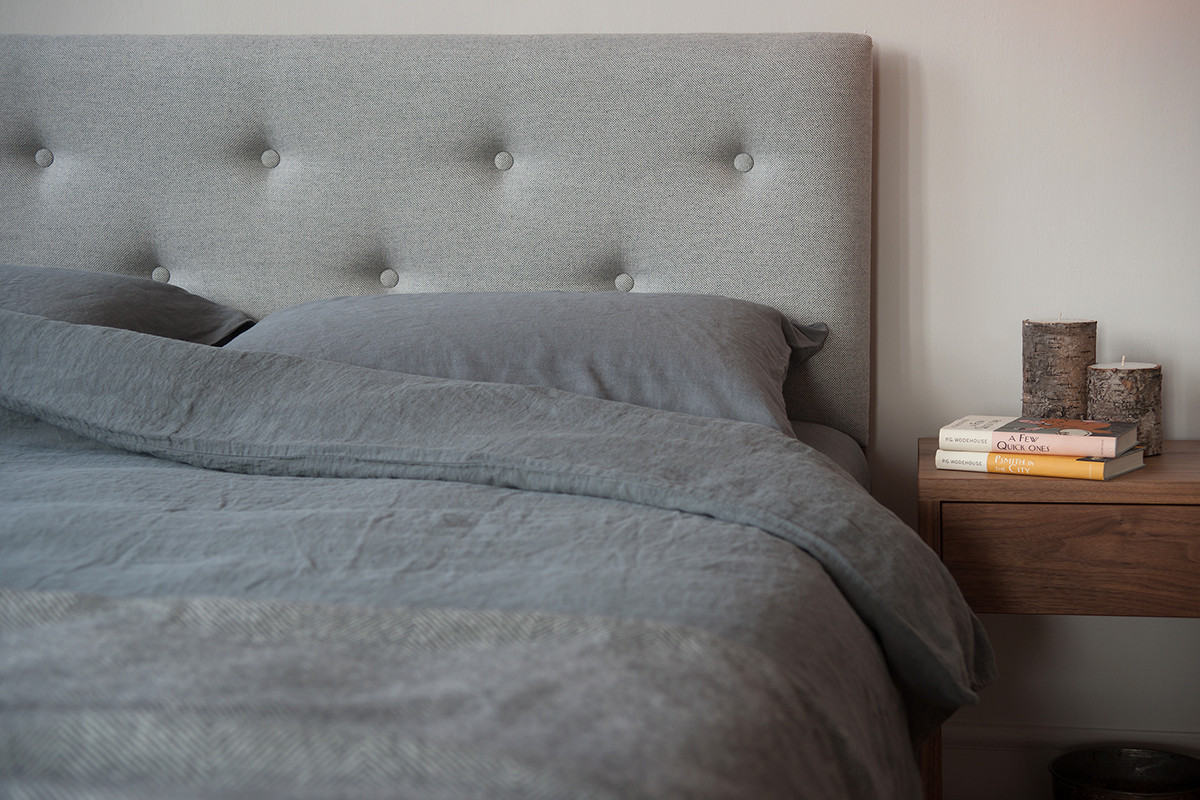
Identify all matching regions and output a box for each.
[224,291,826,435]
[0,263,254,346]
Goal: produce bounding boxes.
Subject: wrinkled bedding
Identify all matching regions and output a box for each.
[0,309,994,799]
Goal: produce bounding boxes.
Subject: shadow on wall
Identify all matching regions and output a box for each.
[944,613,1200,800]
[867,46,928,529]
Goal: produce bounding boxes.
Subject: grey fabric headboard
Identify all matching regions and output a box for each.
[0,33,873,445]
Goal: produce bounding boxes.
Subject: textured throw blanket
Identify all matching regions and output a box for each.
[0,309,994,799]
[3,588,880,800]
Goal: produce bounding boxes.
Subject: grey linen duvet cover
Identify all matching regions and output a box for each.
[0,309,994,799]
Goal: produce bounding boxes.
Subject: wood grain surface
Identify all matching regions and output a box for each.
[941,502,1200,615]
[918,439,1200,617]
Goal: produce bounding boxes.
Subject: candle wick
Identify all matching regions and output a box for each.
[1058,312,1063,322]
[1122,355,1126,367]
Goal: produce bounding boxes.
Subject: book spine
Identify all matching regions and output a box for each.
[939,431,1116,458]
[934,450,1105,480]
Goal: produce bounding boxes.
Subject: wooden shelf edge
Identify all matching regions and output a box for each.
[918,439,1200,505]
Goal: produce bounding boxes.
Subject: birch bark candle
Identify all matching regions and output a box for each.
[1022,318,1097,419]
[1088,359,1163,455]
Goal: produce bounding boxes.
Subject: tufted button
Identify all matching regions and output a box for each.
[261,149,281,168]
[614,273,634,292]
[494,151,514,171]
[379,268,399,288]
[34,148,54,167]
[734,153,754,173]
[151,267,171,283]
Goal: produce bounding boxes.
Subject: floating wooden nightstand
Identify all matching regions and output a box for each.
[918,438,1200,616]
[915,439,1200,800]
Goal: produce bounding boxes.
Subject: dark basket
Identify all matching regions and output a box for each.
[1051,748,1200,800]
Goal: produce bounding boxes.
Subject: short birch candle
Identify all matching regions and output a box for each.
[1088,359,1163,456]
[1022,318,1097,420]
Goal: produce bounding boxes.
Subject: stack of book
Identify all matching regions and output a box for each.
[935,415,1145,480]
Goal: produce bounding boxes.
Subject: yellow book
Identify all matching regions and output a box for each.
[934,448,1145,480]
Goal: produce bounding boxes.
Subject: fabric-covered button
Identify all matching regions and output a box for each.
[379,269,399,288]
[734,153,754,173]
[34,148,54,167]
[261,149,281,168]
[614,273,634,292]
[494,151,514,171]
[151,267,171,283]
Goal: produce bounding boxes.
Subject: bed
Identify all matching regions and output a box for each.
[0,34,993,799]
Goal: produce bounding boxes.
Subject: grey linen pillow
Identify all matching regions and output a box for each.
[0,264,254,346]
[224,292,826,435]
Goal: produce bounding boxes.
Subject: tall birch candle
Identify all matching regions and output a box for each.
[1088,360,1163,455]
[1022,318,1097,420]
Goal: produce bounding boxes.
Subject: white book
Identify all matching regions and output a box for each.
[937,415,1139,459]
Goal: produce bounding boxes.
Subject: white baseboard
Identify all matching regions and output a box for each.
[941,722,1200,800]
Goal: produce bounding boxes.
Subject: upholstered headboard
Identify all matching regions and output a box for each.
[0,33,873,444]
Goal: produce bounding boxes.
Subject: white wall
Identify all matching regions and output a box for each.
[4,1,1198,797]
